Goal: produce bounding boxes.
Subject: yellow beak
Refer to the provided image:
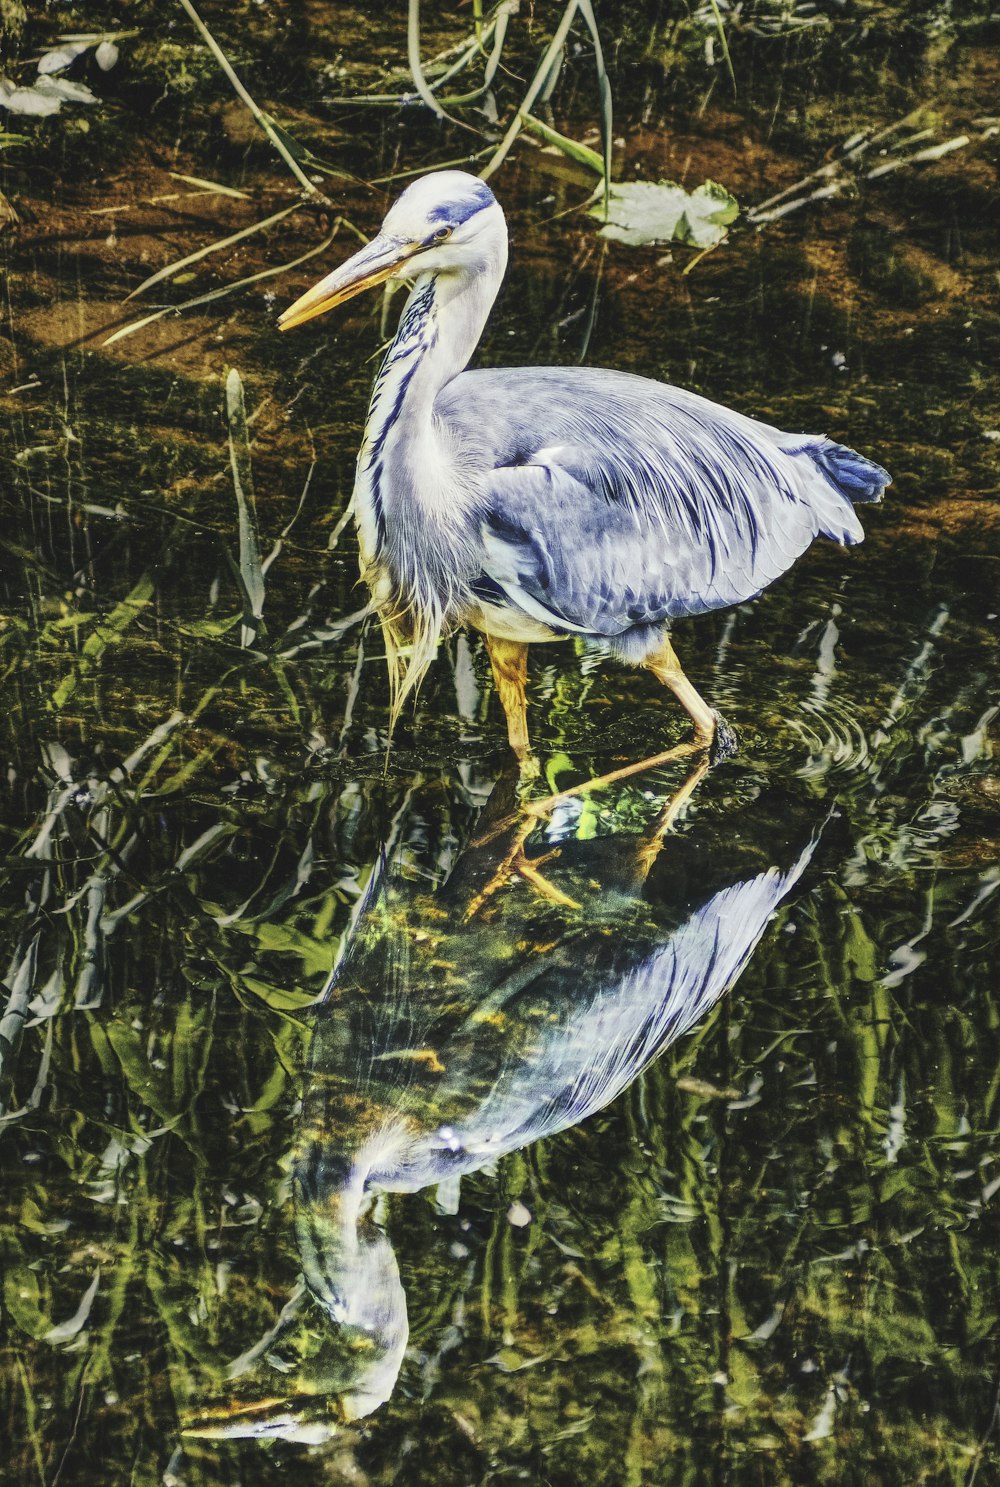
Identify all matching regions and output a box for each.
[278,235,418,331]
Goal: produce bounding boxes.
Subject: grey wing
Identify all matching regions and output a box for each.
[437,367,870,638]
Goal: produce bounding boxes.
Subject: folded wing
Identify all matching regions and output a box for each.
[435,367,885,640]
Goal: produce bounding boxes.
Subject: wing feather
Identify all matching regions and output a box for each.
[435,367,868,639]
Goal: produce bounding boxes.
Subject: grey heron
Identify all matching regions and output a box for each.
[279,170,890,764]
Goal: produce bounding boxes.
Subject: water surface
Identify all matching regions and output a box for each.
[1,3,999,1483]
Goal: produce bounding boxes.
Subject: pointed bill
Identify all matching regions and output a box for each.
[278,235,416,331]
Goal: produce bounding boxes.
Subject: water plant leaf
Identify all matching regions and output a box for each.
[51,571,156,710]
[124,202,302,301]
[705,0,737,97]
[168,170,248,199]
[592,179,739,249]
[43,1269,100,1344]
[576,0,612,212]
[481,0,584,182]
[2,1253,48,1339]
[33,75,97,105]
[104,218,339,345]
[407,0,451,124]
[521,113,603,174]
[0,78,61,117]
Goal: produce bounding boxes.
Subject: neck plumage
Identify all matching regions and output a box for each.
[353,227,507,719]
[357,248,503,551]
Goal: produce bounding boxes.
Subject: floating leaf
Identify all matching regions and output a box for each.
[0,78,62,117]
[37,41,91,75]
[0,72,97,116]
[44,1269,101,1344]
[591,178,739,249]
[95,41,119,71]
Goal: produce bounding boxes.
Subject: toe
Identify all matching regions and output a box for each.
[708,712,739,764]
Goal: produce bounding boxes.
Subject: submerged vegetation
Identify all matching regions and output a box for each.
[1,1,999,1483]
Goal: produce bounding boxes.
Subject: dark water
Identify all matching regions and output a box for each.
[2,3,999,1483]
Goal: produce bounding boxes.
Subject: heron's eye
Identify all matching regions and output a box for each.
[431,225,453,243]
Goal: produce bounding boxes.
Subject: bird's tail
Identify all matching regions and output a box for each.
[808,439,892,505]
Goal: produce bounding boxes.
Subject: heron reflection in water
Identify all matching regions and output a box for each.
[189,762,828,1440]
[280,171,890,767]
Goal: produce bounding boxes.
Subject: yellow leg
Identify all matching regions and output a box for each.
[506,637,727,822]
[484,635,533,765]
[464,819,580,920]
[645,634,717,746]
[521,738,705,821]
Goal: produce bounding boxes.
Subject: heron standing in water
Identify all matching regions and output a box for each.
[279,171,889,766]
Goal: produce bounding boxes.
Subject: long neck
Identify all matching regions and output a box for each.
[355,228,507,570]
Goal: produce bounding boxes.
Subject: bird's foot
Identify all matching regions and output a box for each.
[707,711,739,766]
[523,739,705,821]
[464,830,579,919]
[513,846,580,909]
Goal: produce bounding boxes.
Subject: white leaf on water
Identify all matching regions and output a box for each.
[592,178,739,249]
[0,78,63,116]
[803,1381,838,1441]
[95,41,120,71]
[43,1270,101,1344]
[0,72,96,115]
[37,41,91,75]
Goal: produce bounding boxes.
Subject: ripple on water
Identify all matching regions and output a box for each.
[787,694,874,782]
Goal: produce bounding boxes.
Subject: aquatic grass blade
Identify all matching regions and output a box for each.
[706,0,737,98]
[167,171,250,199]
[51,572,157,709]
[104,222,340,346]
[481,0,583,182]
[0,934,39,1110]
[407,0,460,126]
[225,369,266,649]
[175,0,323,198]
[125,203,303,301]
[521,113,603,174]
[576,0,613,213]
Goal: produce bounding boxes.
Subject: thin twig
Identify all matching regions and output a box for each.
[104,222,342,347]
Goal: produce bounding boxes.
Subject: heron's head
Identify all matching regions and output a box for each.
[279,170,504,331]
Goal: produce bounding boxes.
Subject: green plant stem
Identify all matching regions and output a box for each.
[481,0,583,182]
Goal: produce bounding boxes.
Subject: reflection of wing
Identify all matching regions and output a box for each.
[390,845,814,1188]
[437,367,884,639]
[291,770,830,1430]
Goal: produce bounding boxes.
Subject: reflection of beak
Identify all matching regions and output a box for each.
[278,235,417,331]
